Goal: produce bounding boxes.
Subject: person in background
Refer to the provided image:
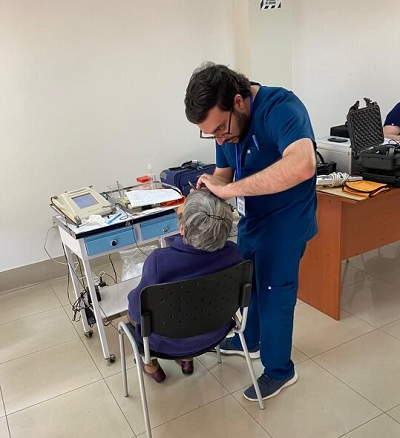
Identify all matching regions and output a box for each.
[127,190,243,383]
[383,102,400,142]
[184,62,317,401]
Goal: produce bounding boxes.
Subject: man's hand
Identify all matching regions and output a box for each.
[196,173,231,199]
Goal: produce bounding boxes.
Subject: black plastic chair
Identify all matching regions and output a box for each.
[118,260,265,438]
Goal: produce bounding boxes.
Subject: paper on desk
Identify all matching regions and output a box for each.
[126,189,182,208]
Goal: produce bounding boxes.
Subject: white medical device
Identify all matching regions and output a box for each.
[51,187,115,225]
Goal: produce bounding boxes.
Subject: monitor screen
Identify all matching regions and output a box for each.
[72,193,98,209]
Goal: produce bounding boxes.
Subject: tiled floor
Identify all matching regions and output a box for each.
[2,245,400,438]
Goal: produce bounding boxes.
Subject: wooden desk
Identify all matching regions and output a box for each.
[298,188,400,320]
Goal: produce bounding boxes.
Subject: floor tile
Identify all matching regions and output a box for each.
[293,304,375,357]
[341,414,400,438]
[0,282,60,325]
[49,276,79,306]
[347,245,400,276]
[341,276,400,327]
[197,347,306,394]
[233,360,380,438]
[0,339,102,414]
[388,403,400,422]
[314,330,400,411]
[381,319,400,341]
[105,358,229,435]
[388,240,400,249]
[341,262,370,288]
[375,265,400,287]
[7,381,133,438]
[0,389,4,418]
[81,316,135,378]
[136,395,271,438]
[0,307,78,364]
[0,418,9,438]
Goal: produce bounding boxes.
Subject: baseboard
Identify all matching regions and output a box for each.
[0,254,121,295]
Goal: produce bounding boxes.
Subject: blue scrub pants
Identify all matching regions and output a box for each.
[236,236,306,381]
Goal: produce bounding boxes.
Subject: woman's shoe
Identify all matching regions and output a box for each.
[141,360,166,383]
[175,359,194,375]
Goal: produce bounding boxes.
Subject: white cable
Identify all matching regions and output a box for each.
[44,225,79,270]
[316,172,362,187]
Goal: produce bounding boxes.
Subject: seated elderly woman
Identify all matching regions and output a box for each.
[127,189,243,383]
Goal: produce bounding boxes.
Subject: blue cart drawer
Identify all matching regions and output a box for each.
[85,227,136,256]
[140,213,178,240]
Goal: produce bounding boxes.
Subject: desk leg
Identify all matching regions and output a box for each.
[63,244,91,334]
[81,258,113,362]
[298,196,343,320]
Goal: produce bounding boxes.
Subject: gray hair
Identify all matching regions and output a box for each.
[179,190,233,252]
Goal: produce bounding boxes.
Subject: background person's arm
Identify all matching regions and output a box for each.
[383,125,400,142]
[197,138,316,199]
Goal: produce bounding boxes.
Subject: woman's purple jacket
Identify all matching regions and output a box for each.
[127,234,243,356]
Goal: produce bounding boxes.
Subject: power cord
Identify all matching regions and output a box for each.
[108,254,118,283]
[44,225,69,266]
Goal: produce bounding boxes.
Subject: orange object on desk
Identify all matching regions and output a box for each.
[136,175,151,183]
[160,196,185,207]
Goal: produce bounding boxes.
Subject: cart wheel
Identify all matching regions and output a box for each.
[84,330,94,338]
[108,354,116,363]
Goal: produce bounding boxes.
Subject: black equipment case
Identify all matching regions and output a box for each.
[160,161,216,196]
[347,98,400,186]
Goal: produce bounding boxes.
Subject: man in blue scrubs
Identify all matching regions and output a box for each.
[184,63,317,401]
[383,102,400,142]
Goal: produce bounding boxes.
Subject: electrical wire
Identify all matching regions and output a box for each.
[385,139,400,146]
[44,225,69,265]
[134,239,151,257]
[108,254,118,283]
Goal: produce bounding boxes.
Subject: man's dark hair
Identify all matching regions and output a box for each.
[184,62,251,124]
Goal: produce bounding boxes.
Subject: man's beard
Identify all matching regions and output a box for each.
[233,110,251,143]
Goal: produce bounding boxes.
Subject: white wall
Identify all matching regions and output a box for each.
[248,0,293,89]
[0,0,238,272]
[4,0,397,273]
[292,0,400,137]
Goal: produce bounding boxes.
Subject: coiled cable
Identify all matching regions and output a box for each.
[317,172,351,187]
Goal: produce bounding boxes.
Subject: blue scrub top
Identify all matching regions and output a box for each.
[216,85,317,247]
[384,102,400,127]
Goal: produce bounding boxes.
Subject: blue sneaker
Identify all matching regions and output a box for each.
[219,337,260,359]
[244,371,298,401]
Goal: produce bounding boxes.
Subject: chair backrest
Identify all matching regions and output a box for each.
[139,260,253,339]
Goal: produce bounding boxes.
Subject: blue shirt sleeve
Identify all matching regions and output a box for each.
[127,251,158,322]
[264,92,315,155]
[384,103,400,127]
[215,142,230,168]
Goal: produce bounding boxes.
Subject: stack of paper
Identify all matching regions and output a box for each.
[125,189,182,208]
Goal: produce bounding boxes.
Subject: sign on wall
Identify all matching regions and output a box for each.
[260,0,282,9]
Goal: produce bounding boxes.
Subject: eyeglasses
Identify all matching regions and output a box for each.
[200,110,232,140]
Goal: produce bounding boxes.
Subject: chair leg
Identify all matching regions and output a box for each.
[215,345,222,364]
[238,332,265,410]
[118,322,152,437]
[118,329,128,397]
[132,342,152,438]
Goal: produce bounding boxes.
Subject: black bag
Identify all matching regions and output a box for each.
[347,98,400,186]
[160,161,216,196]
